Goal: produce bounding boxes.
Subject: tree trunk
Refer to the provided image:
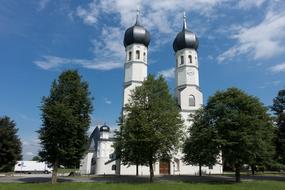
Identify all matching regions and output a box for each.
[51,160,58,184]
[251,164,255,175]
[136,162,139,176]
[235,163,241,183]
[149,160,154,183]
[199,163,202,177]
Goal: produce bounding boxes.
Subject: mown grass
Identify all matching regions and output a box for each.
[0,181,285,190]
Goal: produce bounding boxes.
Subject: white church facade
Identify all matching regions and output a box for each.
[80,12,223,175]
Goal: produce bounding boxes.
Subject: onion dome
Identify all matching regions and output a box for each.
[123,10,150,48]
[173,13,199,52]
[100,124,110,132]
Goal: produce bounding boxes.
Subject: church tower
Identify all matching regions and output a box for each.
[122,10,150,107]
[117,10,150,175]
[173,13,203,127]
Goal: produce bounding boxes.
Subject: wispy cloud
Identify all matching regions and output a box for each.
[218,9,285,63]
[259,80,281,89]
[157,67,175,80]
[76,1,99,25]
[35,0,276,71]
[237,0,266,10]
[38,0,51,11]
[269,62,285,73]
[104,98,112,105]
[22,138,41,160]
[34,55,122,71]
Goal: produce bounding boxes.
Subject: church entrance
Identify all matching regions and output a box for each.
[159,160,170,175]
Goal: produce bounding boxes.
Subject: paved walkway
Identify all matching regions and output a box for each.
[0,174,284,183]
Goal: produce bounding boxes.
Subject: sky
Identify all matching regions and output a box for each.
[0,0,285,160]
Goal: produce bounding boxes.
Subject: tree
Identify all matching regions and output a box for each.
[205,88,274,182]
[183,108,220,176]
[0,116,22,172]
[114,115,147,176]
[31,156,41,161]
[115,75,183,182]
[271,89,285,164]
[38,70,93,184]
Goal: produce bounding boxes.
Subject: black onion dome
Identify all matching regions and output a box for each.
[100,124,110,132]
[173,14,199,52]
[123,16,150,47]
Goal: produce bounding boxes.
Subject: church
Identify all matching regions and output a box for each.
[79,11,223,175]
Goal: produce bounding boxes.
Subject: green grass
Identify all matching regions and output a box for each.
[0,181,285,190]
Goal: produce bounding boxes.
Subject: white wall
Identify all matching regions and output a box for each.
[79,152,94,175]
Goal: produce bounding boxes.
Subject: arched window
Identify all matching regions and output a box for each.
[136,50,140,59]
[143,52,146,61]
[128,51,132,61]
[189,95,195,107]
[188,55,192,63]
[180,56,184,65]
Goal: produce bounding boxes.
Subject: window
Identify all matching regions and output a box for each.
[136,50,140,59]
[180,56,184,65]
[189,95,195,107]
[112,165,116,170]
[128,51,132,61]
[143,52,146,61]
[209,165,213,170]
[188,55,192,63]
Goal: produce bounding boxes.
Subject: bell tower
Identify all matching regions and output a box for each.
[122,10,150,107]
[173,12,203,127]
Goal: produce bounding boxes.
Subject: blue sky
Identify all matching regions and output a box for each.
[1,0,285,160]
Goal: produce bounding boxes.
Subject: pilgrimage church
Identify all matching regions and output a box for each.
[79,11,223,175]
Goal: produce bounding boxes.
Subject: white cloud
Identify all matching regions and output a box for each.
[38,0,50,10]
[238,0,266,10]
[36,0,277,71]
[76,1,100,25]
[157,67,175,80]
[104,98,112,105]
[269,62,285,73]
[26,152,35,156]
[22,137,41,160]
[259,80,281,89]
[218,9,285,63]
[34,55,122,71]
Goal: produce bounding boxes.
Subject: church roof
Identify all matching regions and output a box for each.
[123,10,150,47]
[173,13,199,52]
[100,124,110,132]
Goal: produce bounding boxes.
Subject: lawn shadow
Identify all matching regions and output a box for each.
[16,177,73,183]
[89,175,236,185]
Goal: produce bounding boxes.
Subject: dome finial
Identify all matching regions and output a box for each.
[135,7,140,25]
[183,11,187,30]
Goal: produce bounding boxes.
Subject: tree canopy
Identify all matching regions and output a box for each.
[0,116,22,172]
[271,89,285,164]
[183,108,220,176]
[205,88,274,182]
[38,70,93,183]
[115,75,183,182]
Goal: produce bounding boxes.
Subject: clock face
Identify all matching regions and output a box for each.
[187,70,194,76]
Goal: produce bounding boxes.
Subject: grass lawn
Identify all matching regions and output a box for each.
[0,181,285,190]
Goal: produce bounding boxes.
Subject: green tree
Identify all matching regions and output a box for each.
[271,89,285,164]
[205,88,274,182]
[38,70,93,183]
[31,156,41,161]
[183,108,220,176]
[114,115,147,176]
[0,116,22,172]
[115,75,183,182]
